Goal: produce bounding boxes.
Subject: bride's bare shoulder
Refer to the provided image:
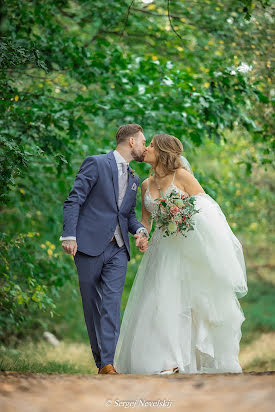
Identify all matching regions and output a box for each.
[176,167,206,194]
[176,167,194,180]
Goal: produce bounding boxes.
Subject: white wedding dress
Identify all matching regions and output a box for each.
[113,174,248,374]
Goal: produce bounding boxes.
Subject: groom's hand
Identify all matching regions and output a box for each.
[134,234,148,253]
[62,240,77,256]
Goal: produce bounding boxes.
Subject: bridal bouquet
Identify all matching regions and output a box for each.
[151,190,200,238]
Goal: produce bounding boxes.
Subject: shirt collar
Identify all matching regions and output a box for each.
[113,150,129,166]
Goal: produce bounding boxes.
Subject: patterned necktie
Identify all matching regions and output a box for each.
[113,162,129,247]
[118,163,129,208]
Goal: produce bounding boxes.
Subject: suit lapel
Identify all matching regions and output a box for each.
[107,151,119,208]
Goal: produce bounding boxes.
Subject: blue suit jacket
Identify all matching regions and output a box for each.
[61,150,144,260]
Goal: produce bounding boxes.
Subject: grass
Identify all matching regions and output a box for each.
[0,339,97,374]
[0,331,274,374]
[239,332,275,371]
[239,233,275,345]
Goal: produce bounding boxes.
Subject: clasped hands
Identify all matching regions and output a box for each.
[134,233,148,253]
[62,234,148,256]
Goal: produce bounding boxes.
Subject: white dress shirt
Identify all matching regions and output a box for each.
[60,150,148,242]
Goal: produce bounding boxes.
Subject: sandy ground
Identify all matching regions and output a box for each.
[0,371,274,412]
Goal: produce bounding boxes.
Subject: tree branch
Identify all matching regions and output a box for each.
[19,92,71,103]
[85,29,167,46]
[167,0,183,41]
[56,5,75,19]
[131,6,209,35]
[120,0,136,39]
[132,6,184,20]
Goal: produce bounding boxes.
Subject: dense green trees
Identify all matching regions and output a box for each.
[1,0,273,200]
[0,0,274,342]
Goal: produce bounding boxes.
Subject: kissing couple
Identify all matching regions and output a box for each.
[60,124,248,375]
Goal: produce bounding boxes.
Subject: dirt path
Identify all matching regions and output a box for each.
[0,371,274,412]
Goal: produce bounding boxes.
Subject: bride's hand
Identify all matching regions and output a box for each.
[134,234,148,253]
[62,240,77,256]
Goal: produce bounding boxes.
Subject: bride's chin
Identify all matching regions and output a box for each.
[143,155,151,164]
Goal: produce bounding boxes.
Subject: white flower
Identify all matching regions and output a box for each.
[162,76,174,86]
[227,17,234,24]
[138,85,145,95]
[166,61,173,69]
[168,222,177,233]
[236,62,253,73]
[175,199,184,208]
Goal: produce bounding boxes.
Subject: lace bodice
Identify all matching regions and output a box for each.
[144,171,190,214]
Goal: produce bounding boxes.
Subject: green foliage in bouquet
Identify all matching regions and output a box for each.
[151,190,200,238]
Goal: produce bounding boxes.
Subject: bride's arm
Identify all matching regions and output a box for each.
[140,179,153,234]
[177,168,206,195]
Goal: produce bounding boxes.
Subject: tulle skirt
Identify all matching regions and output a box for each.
[114,193,248,374]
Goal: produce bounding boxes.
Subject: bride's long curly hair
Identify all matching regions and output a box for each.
[149,133,189,178]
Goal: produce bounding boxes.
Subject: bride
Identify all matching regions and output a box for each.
[113,133,248,375]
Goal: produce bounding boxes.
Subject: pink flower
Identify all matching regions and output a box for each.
[170,206,179,215]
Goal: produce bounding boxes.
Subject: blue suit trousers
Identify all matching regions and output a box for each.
[74,239,128,370]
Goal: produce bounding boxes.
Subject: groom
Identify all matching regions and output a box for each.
[60,124,149,375]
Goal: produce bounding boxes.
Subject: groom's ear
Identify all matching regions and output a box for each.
[129,136,135,147]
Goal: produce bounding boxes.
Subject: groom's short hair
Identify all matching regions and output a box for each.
[116,124,143,145]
